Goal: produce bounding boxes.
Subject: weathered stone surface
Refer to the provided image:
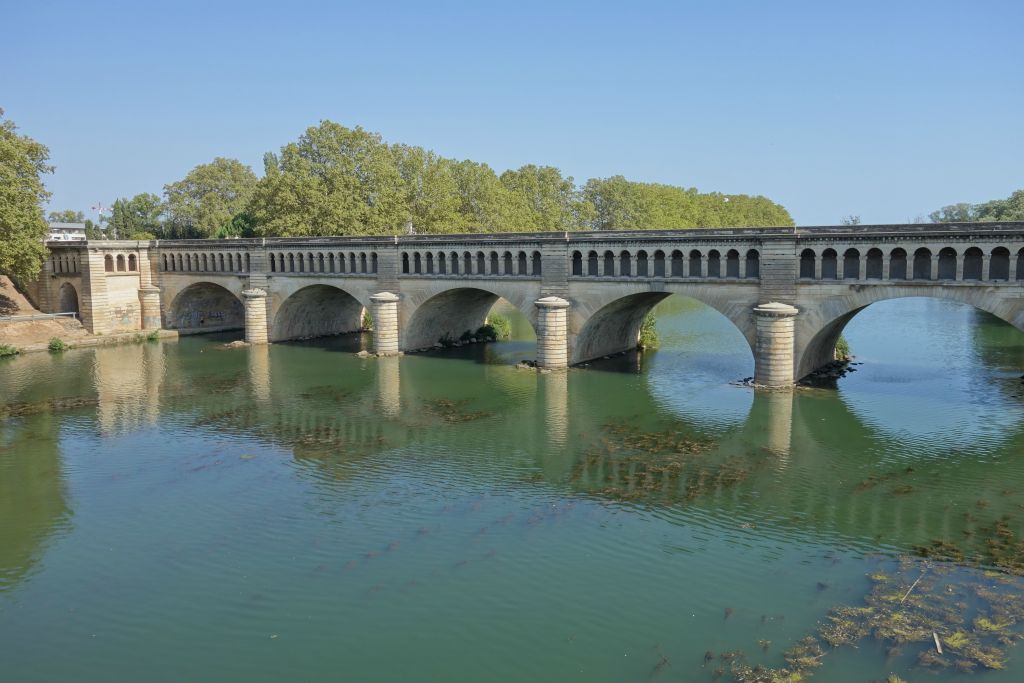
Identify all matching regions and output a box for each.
[36,223,1024,388]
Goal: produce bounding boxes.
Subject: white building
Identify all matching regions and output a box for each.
[48,222,88,242]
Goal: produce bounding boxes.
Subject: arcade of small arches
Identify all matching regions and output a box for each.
[798,245,1024,282]
[570,248,760,279]
[400,249,542,277]
[103,253,139,273]
[50,253,81,275]
[160,251,251,273]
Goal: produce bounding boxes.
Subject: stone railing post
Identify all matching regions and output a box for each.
[138,286,162,330]
[242,288,269,344]
[753,302,799,387]
[370,291,400,355]
[535,296,570,369]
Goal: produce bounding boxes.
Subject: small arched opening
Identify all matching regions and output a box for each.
[820,249,838,279]
[707,250,721,278]
[799,249,815,279]
[58,282,79,315]
[636,250,649,277]
[890,248,908,280]
[603,251,615,276]
[588,251,599,276]
[725,249,740,278]
[653,250,666,277]
[571,251,583,276]
[938,248,957,280]
[670,250,683,277]
[912,248,932,280]
[991,247,1011,281]
[689,250,702,277]
[104,255,114,272]
[619,251,632,277]
[866,248,883,279]
[128,254,138,271]
[745,249,760,278]
[843,249,860,279]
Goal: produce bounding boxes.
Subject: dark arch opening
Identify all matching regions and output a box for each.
[725,249,740,278]
[843,249,860,279]
[745,250,760,278]
[404,287,535,351]
[58,282,79,315]
[168,283,244,336]
[572,292,754,368]
[938,248,957,280]
[991,247,1011,281]
[912,248,932,280]
[821,249,837,279]
[799,249,815,279]
[571,250,583,276]
[588,250,599,276]
[890,248,908,280]
[271,285,365,342]
[866,248,883,279]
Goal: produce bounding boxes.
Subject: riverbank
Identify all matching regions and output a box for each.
[1,328,179,356]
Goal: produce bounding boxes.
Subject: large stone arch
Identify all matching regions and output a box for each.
[57,282,79,315]
[795,285,1024,379]
[400,282,540,350]
[269,284,368,342]
[567,281,759,364]
[166,282,245,334]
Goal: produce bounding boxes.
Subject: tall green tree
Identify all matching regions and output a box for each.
[105,193,163,240]
[391,144,463,233]
[447,160,531,231]
[248,122,407,236]
[164,158,258,238]
[499,165,592,231]
[47,209,86,223]
[0,108,52,281]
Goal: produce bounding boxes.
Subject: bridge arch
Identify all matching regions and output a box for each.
[57,282,79,315]
[795,287,1024,379]
[269,284,369,342]
[167,282,245,334]
[401,284,539,350]
[568,283,758,365]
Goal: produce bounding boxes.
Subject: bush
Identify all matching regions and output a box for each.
[48,337,67,353]
[0,344,19,358]
[362,310,373,330]
[835,335,851,360]
[476,324,497,340]
[459,329,473,342]
[638,311,659,350]
[146,330,161,342]
[487,314,512,340]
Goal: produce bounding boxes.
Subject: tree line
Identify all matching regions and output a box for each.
[76,120,793,240]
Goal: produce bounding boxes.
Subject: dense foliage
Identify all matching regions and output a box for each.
[930,189,1024,223]
[0,109,52,281]
[95,120,793,239]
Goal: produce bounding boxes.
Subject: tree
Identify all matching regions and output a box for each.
[164,158,258,238]
[499,165,592,231]
[929,190,1024,223]
[0,108,52,282]
[47,209,86,223]
[248,121,407,236]
[105,193,163,240]
[391,144,463,233]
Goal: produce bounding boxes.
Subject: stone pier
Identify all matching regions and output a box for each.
[535,296,570,369]
[242,288,269,344]
[138,286,162,330]
[370,292,400,355]
[753,302,799,387]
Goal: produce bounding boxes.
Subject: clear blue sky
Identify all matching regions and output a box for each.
[4,0,1022,226]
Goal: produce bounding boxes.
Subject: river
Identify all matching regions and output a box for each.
[1,296,1023,682]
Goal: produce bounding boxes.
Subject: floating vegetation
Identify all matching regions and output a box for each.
[422,398,493,424]
[0,394,100,417]
[713,557,1024,682]
[569,419,761,505]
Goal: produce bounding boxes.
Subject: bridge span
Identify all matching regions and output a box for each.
[30,222,1024,386]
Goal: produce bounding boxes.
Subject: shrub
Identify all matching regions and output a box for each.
[459,329,473,342]
[486,314,512,340]
[146,330,160,342]
[48,337,67,353]
[362,310,373,330]
[0,344,19,358]
[476,324,497,340]
[638,311,659,350]
[835,335,851,360]
[438,333,454,347]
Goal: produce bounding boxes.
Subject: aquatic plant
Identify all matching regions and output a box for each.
[362,310,373,330]
[47,336,67,353]
[638,311,659,350]
[486,313,512,340]
[0,343,19,358]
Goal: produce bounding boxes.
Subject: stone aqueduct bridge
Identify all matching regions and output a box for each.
[32,222,1024,386]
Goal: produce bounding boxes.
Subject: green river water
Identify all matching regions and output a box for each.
[2,296,1024,682]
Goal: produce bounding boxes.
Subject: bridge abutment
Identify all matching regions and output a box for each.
[138,287,162,330]
[242,288,269,344]
[753,302,799,387]
[535,296,570,369]
[371,292,400,355]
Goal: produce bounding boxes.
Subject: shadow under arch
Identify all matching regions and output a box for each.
[167,282,244,334]
[403,286,537,351]
[796,289,1024,380]
[571,291,756,368]
[270,284,368,342]
[57,282,79,315]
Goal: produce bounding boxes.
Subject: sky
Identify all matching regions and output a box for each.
[4,0,1023,226]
